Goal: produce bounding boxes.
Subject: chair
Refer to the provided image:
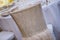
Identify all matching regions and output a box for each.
[10,2,54,40]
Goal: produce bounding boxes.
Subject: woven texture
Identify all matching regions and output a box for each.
[11,3,53,40]
[22,29,53,40]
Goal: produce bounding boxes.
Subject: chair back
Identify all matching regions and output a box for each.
[11,3,47,37]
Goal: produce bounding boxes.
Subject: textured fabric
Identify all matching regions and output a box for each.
[11,3,53,40]
[11,4,47,37]
[22,29,53,40]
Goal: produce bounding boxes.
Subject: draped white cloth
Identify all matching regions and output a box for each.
[42,1,60,40]
[43,0,60,31]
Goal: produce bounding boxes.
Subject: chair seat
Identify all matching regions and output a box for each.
[0,31,14,40]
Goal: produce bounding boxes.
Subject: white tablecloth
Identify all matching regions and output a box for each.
[0,31,14,40]
[42,0,60,40]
